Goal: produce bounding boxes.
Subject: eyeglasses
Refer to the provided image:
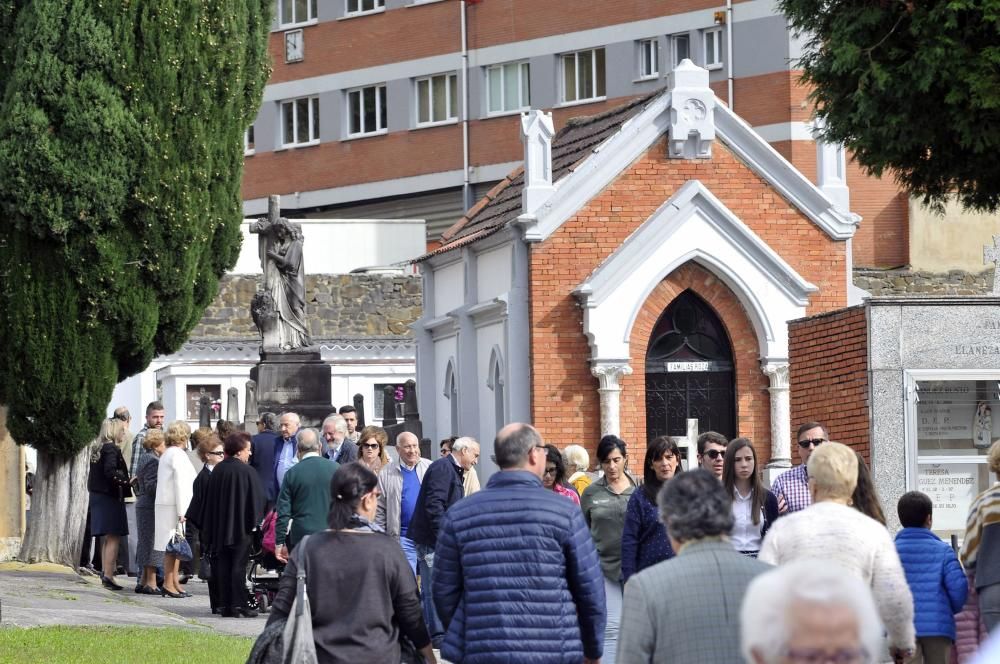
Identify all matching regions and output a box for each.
[798,438,827,449]
[703,449,725,460]
[207,451,224,457]
[783,647,868,663]
[361,442,380,450]
[543,467,558,476]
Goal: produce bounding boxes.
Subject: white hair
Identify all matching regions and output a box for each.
[296,428,322,454]
[452,436,478,453]
[740,560,883,664]
[396,431,419,446]
[562,444,590,472]
[322,414,348,435]
[280,411,301,424]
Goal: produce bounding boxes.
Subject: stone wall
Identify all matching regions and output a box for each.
[853,268,994,296]
[191,274,422,340]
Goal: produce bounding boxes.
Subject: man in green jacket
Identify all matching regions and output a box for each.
[274,427,339,563]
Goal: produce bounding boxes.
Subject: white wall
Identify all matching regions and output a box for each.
[476,245,512,302]
[432,261,465,316]
[232,218,426,275]
[157,365,253,427]
[432,334,459,439]
[475,322,507,478]
[329,363,417,426]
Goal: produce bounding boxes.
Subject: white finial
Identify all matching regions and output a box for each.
[520,110,555,216]
[668,59,715,159]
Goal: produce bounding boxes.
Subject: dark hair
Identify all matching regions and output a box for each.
[338,405,357,415]
[440,436,457,450]
[146,401,164,415]
[328,463,378,530]
[596,435,627,463]
[494,424,541,469]
[852,452,887,525]
[112,407,130,422]
[544,444,568,489]
[643,436,682,503]
[223,431,251,457]
[722,438,765,525]
[897,490,933,528]
[216,419,236,440]
[659,469,734,542]
[696,431,727,455]
[796,421,828,440]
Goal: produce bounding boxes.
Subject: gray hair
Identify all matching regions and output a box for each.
[259,412,278,431]
[322,413,348,435]
[297,428,322,455]
[494,424,540,469]
[452,436,478,453]
[396,431,419,446]
[279,411,300,424]
[562,444,589,472]
[658,469,734,543]
[741,560,883,664]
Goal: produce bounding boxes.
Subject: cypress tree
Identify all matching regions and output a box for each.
[0,0,271,565]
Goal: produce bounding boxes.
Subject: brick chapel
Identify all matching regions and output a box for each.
[413,61,861,476]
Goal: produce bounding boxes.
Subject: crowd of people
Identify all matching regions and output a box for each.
[84,403,1000,663]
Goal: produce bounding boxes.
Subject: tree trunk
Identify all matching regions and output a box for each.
[18,446,90,567]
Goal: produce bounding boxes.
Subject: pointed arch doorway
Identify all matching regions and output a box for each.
[645,290,736,440]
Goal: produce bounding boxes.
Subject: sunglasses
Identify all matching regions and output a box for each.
[703,449,725,460]
[361,442,381,450]
[798,438,826,449]
[207,451,224,457]
[543,467,558,476]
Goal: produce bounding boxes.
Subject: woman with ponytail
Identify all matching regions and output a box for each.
[267,463,437,663]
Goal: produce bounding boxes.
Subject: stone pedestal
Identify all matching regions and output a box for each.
[250,350,333,428]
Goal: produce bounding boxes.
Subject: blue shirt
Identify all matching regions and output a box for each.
[275,435,298,488]
[399,463,420,537]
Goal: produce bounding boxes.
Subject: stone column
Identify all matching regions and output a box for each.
[762,361,791,473]
[591,362,633,437]
[0,405,24,561]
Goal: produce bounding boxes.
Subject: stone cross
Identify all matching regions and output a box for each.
[985,235,1000,294]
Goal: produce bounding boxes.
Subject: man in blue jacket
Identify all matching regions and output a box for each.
[895,491,968,664]
[433,423,606,664]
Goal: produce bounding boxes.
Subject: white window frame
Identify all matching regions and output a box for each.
[277,0,318,28]
[485,61,531,116]
[345,0,385,17]
[703,27,723,70]
[346,84,387,138]
[560,47,607,106]
[244,126,255,156]
[670,33,691,68]
[415,72,458,127]
[279,96,320,148]
[637,38,659,80]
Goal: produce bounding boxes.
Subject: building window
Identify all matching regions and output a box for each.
[704,28,723,69]
[281,96,320,147]
[347,84,387,137]
[278,0,317,26]
[486,62,530,115]
[416,73,458,126]
[374,383,406,421]
[561,48,606,104]
[346,0,384,15]
[671,33,690,68]
[244,126,255,155]
[638,38,659,79]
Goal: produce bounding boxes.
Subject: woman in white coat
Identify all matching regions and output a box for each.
[154,420,196,598]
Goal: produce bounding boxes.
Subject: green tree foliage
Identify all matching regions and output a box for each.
[779,0,1000,211]
[0,0,271,455]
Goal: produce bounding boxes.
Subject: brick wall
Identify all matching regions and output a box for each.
[788,305,870,462]
[528,136,848,463]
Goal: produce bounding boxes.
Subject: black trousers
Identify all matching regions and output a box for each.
[216,537,250,611]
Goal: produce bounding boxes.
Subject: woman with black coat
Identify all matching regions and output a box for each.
[87,417,133,590]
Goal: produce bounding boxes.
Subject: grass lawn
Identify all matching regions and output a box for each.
[0,626,254,663]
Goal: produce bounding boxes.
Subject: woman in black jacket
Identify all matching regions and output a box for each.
[87,417,133,590]
[722,437,779,557]
[267,463,436,663]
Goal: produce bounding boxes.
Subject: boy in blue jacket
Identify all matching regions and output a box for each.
[895,491,968,664]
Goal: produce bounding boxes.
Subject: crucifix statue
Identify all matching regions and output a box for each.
[985,235,1000,295]
[249,195,311,350]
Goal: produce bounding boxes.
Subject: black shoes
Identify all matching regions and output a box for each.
[101,576,123,591]
[220,607,259,618]
[160,588,184,598]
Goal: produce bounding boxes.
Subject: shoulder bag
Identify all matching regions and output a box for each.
[281,534,318,664]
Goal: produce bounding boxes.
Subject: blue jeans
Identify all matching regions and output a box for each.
[417,544,444,647]
[400,536,417,579]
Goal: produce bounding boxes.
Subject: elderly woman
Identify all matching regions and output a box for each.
[267,463,437,663]
[621,436,681,583]
[87,417,132,590]
[542,444,580,505]
[154,420,197,598]
[580,435,637,664]
[563,444,592,495]
[199,432,264,618]
[962,440,1000,632]
[134,429,166,594]
[185,429,224,613]
[759,442,915,661]
[357,425,390,474]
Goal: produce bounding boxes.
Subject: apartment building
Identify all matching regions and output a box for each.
[242,0,907,267]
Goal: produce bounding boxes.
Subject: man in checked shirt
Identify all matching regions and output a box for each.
[770,421,828,514]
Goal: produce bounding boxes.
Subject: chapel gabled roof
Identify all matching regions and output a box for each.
[418,92,659,261]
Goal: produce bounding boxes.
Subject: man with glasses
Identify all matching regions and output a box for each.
[771,421,828,514]
[697,431,728,480]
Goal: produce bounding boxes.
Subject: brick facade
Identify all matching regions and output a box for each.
[788,306,871,462]
[528,135,848,462]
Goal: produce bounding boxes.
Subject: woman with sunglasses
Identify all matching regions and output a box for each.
[267,463,437,663]
[541,444,580,505]
[722,437,779,558]
[357,425,390,474]
[621,436,682,584]
[185,429,225,613]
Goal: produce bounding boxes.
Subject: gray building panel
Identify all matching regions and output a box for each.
[319,0,346,21]
[528,55,557,110]
[603,41,636,101]
[254,101,279,154]
[732,16,792,78]
[319,90,341,143]
[386,78,412,131]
